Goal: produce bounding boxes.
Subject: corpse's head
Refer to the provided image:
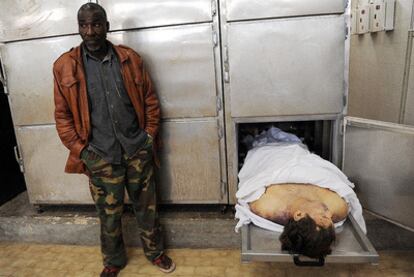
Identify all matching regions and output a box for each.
[77,3,109,56]
[279,200,335,258]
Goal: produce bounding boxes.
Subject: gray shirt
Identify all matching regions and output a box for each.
[82,43,147,164]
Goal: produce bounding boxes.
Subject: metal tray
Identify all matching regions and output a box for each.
[241,215,378,265]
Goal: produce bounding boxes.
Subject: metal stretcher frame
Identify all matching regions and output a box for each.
[241,214,379,264]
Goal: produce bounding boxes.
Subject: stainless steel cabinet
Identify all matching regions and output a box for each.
[103,1,226,203]
[220,0,348,203]
[0,0,226,204]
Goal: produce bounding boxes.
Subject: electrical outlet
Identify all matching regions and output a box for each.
[370,1,385,32]
[357,5,370,34]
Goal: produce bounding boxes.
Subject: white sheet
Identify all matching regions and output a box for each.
[235,142,366,233]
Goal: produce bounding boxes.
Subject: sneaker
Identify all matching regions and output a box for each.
[152,254,176,273]
[100,266,121,277]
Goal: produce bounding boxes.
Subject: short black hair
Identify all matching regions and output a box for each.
[77,3,107,21]
[279,215,335,258]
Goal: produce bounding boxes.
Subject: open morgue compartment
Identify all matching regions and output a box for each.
[236,119,379,265]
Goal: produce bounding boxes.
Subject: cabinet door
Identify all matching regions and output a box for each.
[2,23,225,204]
[226,15,345,118]
[99,0,213,31]
[343,116,414,230]
[158,120,225,203]
[15,126,91,205]
[108,24,218,119]
[0,36,82,126]
[0,0,89,42]
[15,120,225,205]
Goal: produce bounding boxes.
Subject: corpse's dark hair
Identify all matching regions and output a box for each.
[78,3,107,21]
[279,215,335,259]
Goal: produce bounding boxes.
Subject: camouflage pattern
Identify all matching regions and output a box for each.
[81,136,163,268]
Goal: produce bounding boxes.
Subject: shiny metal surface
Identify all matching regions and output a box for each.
[227,15,345,117]
[158,120,224,203]
[0,0,89,42]
[2,23,218,126]
[16,119,224,204]
[2,2,225,204]
[343,117,414,230]
[241,215,378,263]
[108,24,218,119]
[100,0,213,31]
[15,125,91,204]
[225,0,346,21]
[0,36,82,126]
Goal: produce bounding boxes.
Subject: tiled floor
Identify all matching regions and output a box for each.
[0,242,413,277]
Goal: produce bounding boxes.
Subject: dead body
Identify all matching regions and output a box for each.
[249,183,349,258]
[250,183,348,227]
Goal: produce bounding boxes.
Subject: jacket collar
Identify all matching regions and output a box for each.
[69,40,130,64]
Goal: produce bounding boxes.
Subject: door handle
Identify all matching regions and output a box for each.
[293,255,325,267]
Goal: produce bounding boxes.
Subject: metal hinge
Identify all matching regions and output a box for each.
[220,181,227,199]
[211,0,217,16]
[14,146,25,173]
[217,122,224,139]
[223,46,230,83]
[216,96,222,112]
[339,118,345,136]
[212,30,218,47]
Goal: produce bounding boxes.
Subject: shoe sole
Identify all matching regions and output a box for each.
[158,262,176,273]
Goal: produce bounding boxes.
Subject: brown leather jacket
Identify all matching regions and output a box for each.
[53,42,160,174]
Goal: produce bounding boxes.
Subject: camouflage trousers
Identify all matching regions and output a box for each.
[81,137,163,268]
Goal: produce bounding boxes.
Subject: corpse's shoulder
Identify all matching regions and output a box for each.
[332,201,349,222]
[320,192,349,221]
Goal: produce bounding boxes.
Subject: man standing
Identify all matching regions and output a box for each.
[53,3,175,276]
